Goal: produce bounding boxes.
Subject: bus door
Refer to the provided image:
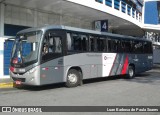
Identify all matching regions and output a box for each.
[40,30,65,84]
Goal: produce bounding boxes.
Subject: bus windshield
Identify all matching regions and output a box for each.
[11,31,42,66]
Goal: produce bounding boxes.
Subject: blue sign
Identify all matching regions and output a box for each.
[101,20,108,32]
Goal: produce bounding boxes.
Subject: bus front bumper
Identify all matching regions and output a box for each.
[10,71,40,86]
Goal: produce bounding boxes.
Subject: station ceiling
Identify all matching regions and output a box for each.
[3,0,144,36]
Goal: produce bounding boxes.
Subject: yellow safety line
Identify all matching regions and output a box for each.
[0,82,14,88]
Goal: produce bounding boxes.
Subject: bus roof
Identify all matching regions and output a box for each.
[17,25,151,42]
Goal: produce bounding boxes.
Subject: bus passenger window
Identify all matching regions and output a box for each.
[89,37,96,52]
[108,39,112,52]
[67,33,72,51]
[54,37,62,53]
[42,33,62,61]
[134,41,143,53]
[97,38,106,52]
[143,42,153,54]
[73,35,81,51]
[81,36,88,51]
[68,33,88,52]
[112,39,119,52]
[121,40,132,53]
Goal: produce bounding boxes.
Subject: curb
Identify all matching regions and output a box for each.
[0,82,14,88]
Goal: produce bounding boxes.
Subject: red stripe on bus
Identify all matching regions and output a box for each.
[109,54,117,76]
[121,55,129,75]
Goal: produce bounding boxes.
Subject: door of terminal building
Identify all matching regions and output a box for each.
[4,39,14,75]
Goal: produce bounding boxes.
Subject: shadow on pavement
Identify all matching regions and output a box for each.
[13,82,65,91]
[124,71,160,85]
[152,64,160,70]
[13,75,123,91]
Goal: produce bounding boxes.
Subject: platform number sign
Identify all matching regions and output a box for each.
[95,20,108,32]
[101,20,108,32]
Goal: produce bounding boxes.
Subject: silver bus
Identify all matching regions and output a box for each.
[10,25,153,87]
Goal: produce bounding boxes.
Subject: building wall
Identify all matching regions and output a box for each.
[153,49,160,64]
[144,0,160,63]
[5,5,34,27]
[2,4,93,37]
[144,1,159,25]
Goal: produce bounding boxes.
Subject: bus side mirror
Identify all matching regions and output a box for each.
[5,38,16,50]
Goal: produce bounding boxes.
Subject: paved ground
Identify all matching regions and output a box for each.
[0,67,160,115]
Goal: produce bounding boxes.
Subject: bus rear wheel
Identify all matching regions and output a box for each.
[66,69,80,87]
[126,66,135,79]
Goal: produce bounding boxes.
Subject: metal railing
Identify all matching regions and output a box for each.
[96,0,142,22]
[145,32,160,45]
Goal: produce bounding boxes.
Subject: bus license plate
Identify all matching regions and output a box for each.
[15,80,22,85]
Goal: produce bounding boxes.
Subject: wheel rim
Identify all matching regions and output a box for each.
[68,73,78,84]
[129,68,134,77]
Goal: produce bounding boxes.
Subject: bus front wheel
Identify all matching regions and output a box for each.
[66,69,80,87]
[127,66,135,79]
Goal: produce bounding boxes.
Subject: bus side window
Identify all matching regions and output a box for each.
[97,38,106,52]
[81,35,88,51]
[116,39,121,52]
[129,40,133,53]
[143,41,153,54]
[111,39,120,52]
[149,42,153,53]
[89,36,96,52]
[121,40,125,52]
[42,32,62,61]
[122,40,132,53]
[72,34,81,51]
[67,33,72,51]
[134,41,143,53]
[54,37,62,53]
[143,41,147,54]
[67,33,88,52]
[108,39,112,52]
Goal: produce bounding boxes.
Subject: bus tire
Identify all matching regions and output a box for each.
[66,69,80,87]
[126,66,135,79]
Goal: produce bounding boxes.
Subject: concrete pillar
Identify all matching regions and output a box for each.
[138,13,140,22]
[131,7,133,17]
[0,3,5,37]
[125,4,128,14]
[119,1,122,12]
[142,2,145,24]
[112,0,114,9]
[34,10,38,27]
[0,38,7,78]
[103,0,105,5]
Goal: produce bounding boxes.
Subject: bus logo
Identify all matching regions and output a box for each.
[2,107,11,112]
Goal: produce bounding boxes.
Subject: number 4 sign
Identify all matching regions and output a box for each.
[101,20,108,32]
